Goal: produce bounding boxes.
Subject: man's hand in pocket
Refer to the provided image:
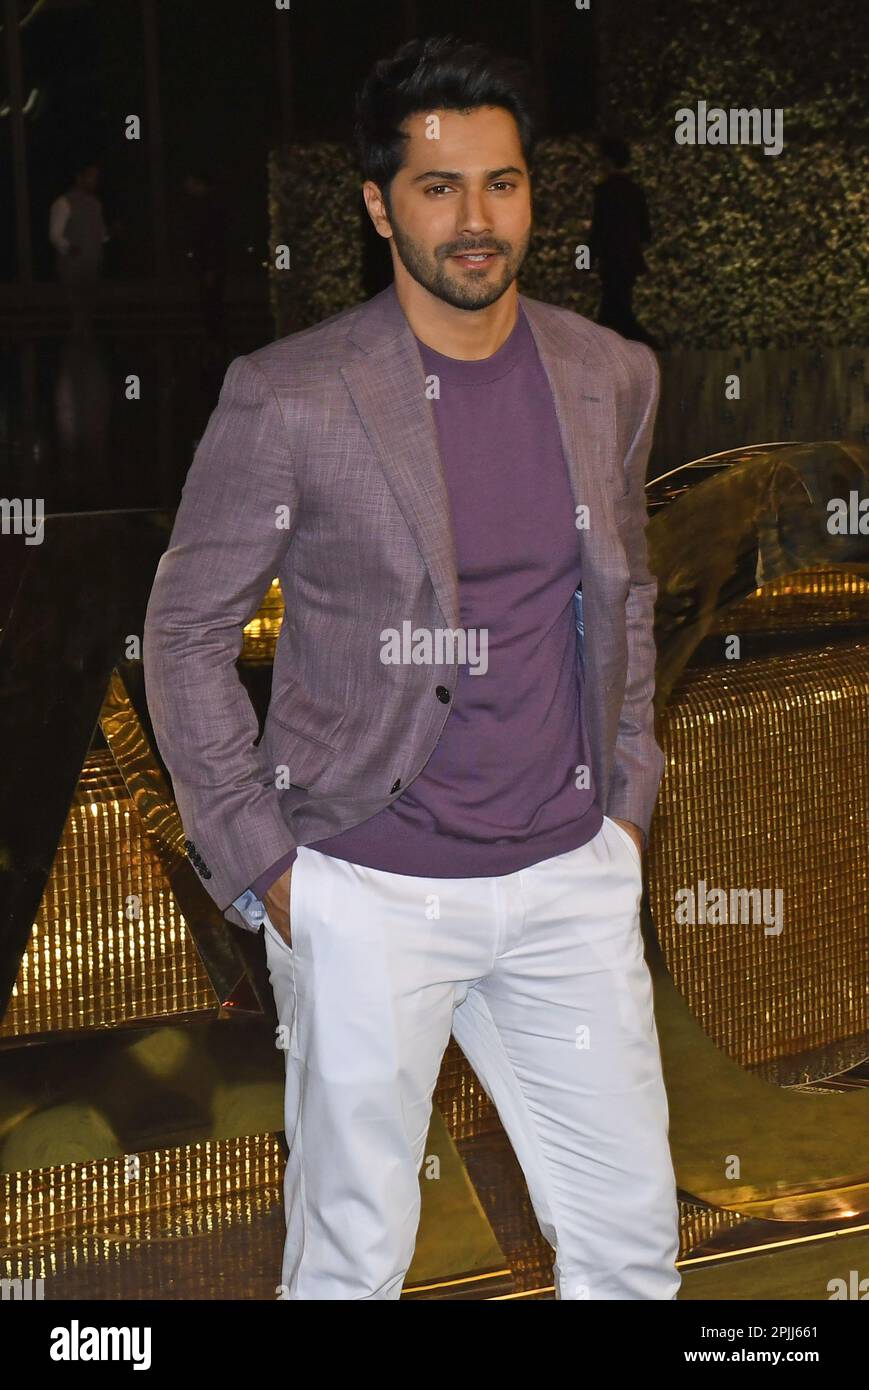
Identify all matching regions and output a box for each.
[610,817,644,861]
[263,865,293,948]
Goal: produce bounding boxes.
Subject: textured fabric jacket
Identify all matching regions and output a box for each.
[142,282,665,933]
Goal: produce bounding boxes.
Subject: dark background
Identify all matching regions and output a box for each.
[1,0,866,511]
[0,0,597,284]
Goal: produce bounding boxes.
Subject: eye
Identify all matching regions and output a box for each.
[490,182,516,191]
[424,185,451,195]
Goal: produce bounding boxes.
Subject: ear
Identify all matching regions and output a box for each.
[362,181,393,240]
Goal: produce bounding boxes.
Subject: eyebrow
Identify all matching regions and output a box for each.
[410,166,526,184]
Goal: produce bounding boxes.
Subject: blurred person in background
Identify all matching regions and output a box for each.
[49,158,112,335]
[590,135,659,348]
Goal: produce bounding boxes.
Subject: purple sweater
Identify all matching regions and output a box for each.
[250,301,602,897]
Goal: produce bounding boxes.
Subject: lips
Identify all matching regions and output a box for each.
[451,251,500,267]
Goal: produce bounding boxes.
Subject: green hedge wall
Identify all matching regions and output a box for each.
[269,132,867,350]
[596,0,868,144]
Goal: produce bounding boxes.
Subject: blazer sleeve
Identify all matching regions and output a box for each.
[143,354,300,914]
[605,343,665,845]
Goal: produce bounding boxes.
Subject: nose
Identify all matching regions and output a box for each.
[456,187,492,238]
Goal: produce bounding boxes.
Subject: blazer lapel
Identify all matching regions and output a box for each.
[341,283,619,633]
[342,285,460,632]
[519,294,620,566]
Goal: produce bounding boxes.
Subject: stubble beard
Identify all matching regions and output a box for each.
[388,215,531,312]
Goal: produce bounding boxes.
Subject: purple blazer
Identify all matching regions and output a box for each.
[142,282,665,933]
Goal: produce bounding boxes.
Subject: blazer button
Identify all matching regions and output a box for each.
[435,686,451,703]
[390,779,401,793]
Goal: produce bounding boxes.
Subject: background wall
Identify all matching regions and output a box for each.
[596,0,868,143]
[270,132,868,353]
[270,133,869,474]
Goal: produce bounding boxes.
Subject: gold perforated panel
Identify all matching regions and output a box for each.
[649,640,869,1068]
[2,752,216,1039]
[0,1131,714,1293]
[709,567,869,633]
[241,578,284,663]
[0,1135,284,1291]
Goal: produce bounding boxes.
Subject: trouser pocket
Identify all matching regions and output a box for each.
[604,814,643,872]
[262,855,305,1060]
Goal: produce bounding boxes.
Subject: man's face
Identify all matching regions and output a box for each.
[366,105,532,312]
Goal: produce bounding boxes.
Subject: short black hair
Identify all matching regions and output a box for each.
[353,34,540,212]
[598,135,631,169]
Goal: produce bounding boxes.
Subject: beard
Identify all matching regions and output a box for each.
[388,215,531,311]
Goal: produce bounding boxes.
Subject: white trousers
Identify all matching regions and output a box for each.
[262,814,681,1301]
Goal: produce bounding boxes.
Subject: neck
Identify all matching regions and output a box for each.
[392,269,519,360]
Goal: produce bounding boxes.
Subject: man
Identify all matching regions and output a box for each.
[49,160,110,335]
[589,135,658,347]
[143,35,680,1301]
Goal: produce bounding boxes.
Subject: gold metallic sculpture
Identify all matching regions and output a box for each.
[2,442,867,1287]
[645,440,869,1222]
